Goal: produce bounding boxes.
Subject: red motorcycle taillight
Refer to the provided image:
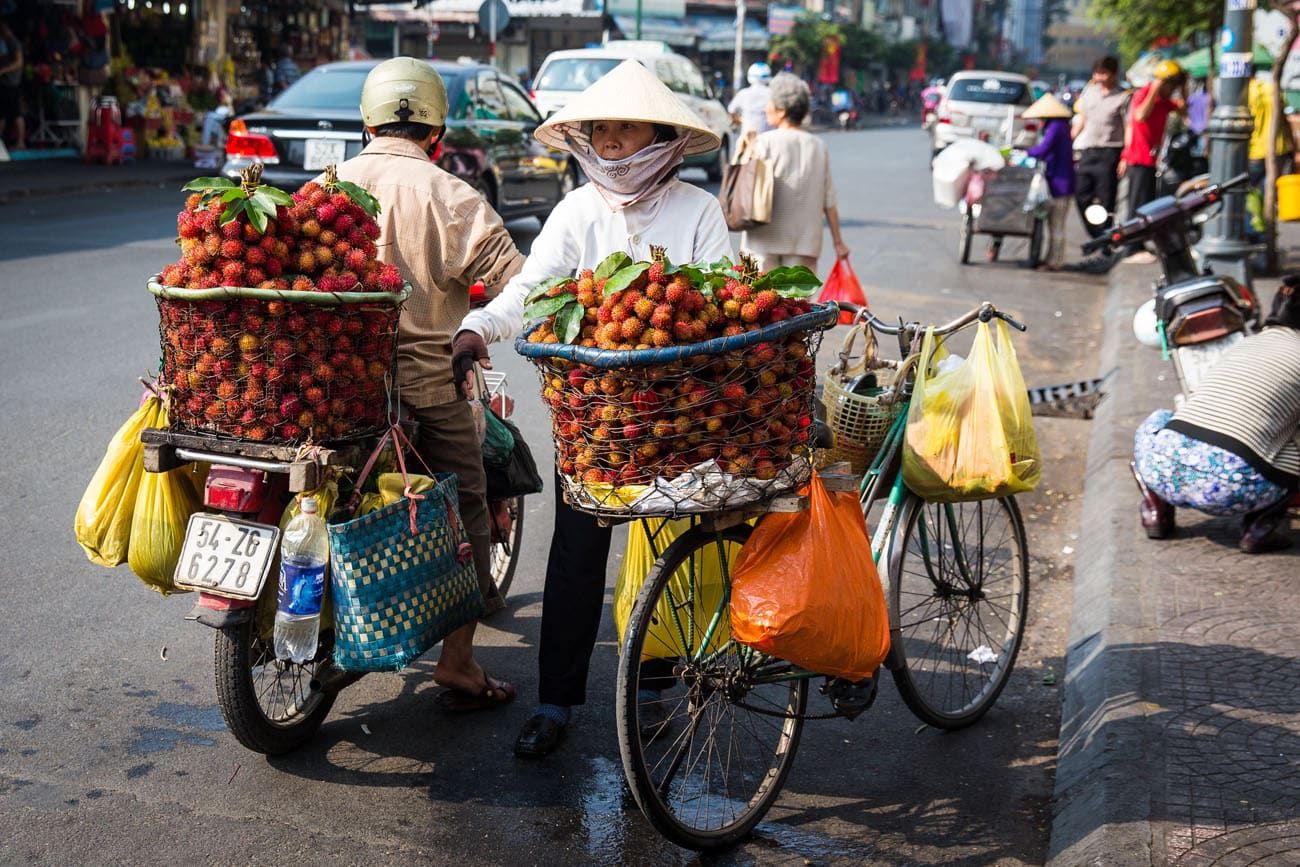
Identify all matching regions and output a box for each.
[204,466,267,513]
[1169,306,1243,345]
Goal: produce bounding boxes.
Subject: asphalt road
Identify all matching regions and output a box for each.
[0,127,1104,864]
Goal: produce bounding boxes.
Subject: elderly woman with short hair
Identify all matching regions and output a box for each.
[740,73,850,272]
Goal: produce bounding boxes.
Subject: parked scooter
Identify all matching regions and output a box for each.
[1157,128,1209,198]
[1081,173,1259,397]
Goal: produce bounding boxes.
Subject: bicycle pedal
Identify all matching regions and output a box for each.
[823,676,878,721]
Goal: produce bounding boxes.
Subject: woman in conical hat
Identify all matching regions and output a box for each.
[1022,92,1077,270]
[453,59,733,759]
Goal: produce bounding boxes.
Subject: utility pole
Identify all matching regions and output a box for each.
[733,0,745,99]
[1199,0,1256,289]
[636,0,643,39]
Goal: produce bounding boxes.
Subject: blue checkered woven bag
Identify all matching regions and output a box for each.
[328,446,486,672]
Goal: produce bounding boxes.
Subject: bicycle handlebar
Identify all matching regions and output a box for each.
[835,301,1027,335]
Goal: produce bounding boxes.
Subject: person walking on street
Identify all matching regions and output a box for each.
[452,60,732,758]
[1133,280,1300,553]
[333,57,525,710]
[739,73,850,272]
[1071,56,1129,243]
[1023,94,1077,271]
[1119,60,1186,264]
[1247,70,1295,190]
[728,62,772,137]
[274,44,302,94]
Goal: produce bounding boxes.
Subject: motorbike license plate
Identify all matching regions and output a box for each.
[303,138,346,171]
[174,514,279,600]
[1176,332,1243,393]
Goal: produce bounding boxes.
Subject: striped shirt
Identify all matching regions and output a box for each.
[1165,326,1300,488]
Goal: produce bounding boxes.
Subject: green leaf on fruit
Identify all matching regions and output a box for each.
[555,301,584,343]
[602,262,650,297]
[594,251,632,281]
[336,180,381,217]
[249,189,280,219]
[523,293,574,322]
[525,275,572,304]
[754,265,822,296]
[703,256,734,272]
[246,204,268,234]
[219,188,245,203]
[259,186,295,206]
[183,177,236,192]
[219,200,245,225]
[671,264,708,286]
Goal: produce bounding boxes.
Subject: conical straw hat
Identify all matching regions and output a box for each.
[535,59,721,156]
[1022,93,1072,120]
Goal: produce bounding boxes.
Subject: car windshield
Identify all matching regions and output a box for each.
[271,67,465,112]
[536,58,622,92]
[948,78,1029,105]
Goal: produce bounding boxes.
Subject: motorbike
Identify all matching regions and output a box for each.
[1157,128,1209,199]
[1081,172,1259,398]
[139,351,527,756]
[837,108,858,131]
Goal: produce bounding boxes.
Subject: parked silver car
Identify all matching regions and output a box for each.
[931,70,1036,155]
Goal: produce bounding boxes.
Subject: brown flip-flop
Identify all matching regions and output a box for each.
[435,676,517,713]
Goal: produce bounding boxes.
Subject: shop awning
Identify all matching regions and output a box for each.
[364,3,439,22]
[409,0,598,19]
[1175,43,1275,78]
[689,14,768,52]
[611,15,698,47]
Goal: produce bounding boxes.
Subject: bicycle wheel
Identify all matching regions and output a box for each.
[616,524,808,851]
[887,494,1029,729]
[488,496,524,600]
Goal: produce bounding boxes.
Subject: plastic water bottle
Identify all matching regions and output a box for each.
[274,496,329,663]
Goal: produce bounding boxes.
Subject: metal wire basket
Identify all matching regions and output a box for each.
[515,302,841,519]
[148,280,409,444]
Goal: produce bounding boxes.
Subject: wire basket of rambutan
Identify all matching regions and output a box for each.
[514,249,839,518]
[149,165,410,445]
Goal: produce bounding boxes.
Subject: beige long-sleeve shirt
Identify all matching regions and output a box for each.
[740,127,836,259]
[335,137,525,407]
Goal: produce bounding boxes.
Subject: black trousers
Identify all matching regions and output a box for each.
[538,478,612,706]
[537,478,680,707]
[1126,163,1158,216]
[1074,147,1122,237]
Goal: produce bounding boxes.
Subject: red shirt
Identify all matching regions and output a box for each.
[1122,83,1176,167]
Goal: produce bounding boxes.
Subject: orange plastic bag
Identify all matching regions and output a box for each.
[729,472,890,681]
[817,258,867,324]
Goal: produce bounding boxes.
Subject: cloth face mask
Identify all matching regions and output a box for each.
[564,127,689,212]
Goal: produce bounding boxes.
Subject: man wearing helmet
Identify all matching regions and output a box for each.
[1119,59,1186,262]
[728,62,773,136]
[332,57,525,710]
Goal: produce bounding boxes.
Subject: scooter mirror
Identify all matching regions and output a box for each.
[1084,203,1110,226]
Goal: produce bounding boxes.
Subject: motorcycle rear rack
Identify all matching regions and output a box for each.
[140,427,356,492]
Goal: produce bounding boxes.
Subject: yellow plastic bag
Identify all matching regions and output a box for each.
[354,473,436,516]
[902,320,1040,502]
[730,473,890,682]
[128,402,202,593]
[614,519,733,660]
[74,395,163,567]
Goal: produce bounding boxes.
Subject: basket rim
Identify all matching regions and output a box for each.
[513,301,840,370]
[148,277,411,307]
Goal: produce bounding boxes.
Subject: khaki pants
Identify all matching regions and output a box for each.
[406,400,501,609]
[754,253,818,272]
[1046,196,1070,269]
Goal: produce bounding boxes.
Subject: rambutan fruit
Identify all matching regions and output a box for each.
[314,245,334,267]
[313,362,335,383]
[203,235,222,258]
[650,304,673,330]
[160,263,187,287]
[296,250,317,273]
[740,303,760,323]
[363,221,380,241]
[203,400,226,422]
[596,306,614,324]
[301,219,321,239]
[319,229,338,248]
[245,246,267,266]
[672,320,694,342]
[722,299,742,319]
[620,318,644,340]
[316,202,338,225]
[220,221,243,241]
[332,213,355,235]
[243,222,262,242]
[732,285,754,303]
[185,193,204,211]
[221,260,246,286]
[377,264,403,292]
[754,289,779,314]
[246,266,267,286]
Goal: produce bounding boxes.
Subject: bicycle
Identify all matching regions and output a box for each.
[476,368,527,603]
[613,301,1032,850]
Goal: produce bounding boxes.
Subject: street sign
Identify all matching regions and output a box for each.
[478,0,510,35]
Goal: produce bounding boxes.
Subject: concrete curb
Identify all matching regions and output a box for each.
[0,165,199,205]
[1046,262,1178,865]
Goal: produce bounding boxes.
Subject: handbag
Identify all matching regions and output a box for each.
[719,134,774,231]
[327,426,486,672]
[484,413,544,500]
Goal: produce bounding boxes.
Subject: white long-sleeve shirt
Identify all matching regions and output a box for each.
[460,179,733,345]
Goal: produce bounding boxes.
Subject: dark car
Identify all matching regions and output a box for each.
[221,60,577,220]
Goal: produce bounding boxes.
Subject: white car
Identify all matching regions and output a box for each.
[532,41,733,180]
[931,71,1037,155]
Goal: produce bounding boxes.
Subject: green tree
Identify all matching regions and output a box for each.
[1086,0,1220,62]
[769,14,842,80]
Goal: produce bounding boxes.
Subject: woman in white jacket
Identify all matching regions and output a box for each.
[452,59,732,758]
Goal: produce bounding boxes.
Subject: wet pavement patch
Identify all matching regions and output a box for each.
[128,726,218,755]
[13,717,39,730]
[150,702,226,733]
[126,762,154,780]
